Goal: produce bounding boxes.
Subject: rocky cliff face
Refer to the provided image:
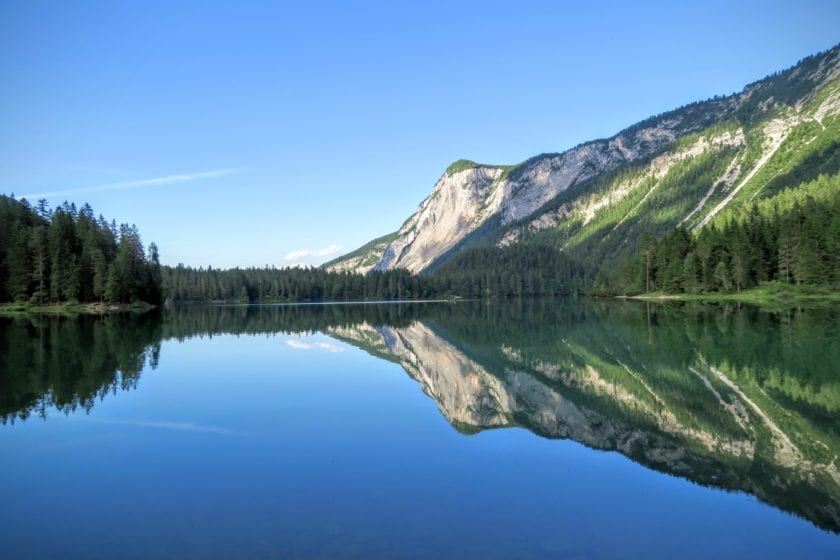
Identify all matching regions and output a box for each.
[328,45,840,274]
[375,166,504,273]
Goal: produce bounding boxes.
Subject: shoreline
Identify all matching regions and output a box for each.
[0,302,157,317]
[613,283,840,306]
[211,298,463,307]
[5,286,838,316]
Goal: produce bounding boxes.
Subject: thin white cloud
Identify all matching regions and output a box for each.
[20,168,245,199]
[284,250,311,261]
[285,338,345,353]
[316,244,343,256]
[284,244,343,261]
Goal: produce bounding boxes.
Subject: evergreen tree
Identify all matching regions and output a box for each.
[713,260,732,292]
[5,223,31,300]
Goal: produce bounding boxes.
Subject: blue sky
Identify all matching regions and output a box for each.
[2,1,838,268]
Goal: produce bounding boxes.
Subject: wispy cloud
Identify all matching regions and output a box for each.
[285,338,345,353]
[20,168,245,199]
[284,244,343,261]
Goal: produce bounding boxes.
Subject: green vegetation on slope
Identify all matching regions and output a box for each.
[704,113,840,223]
[321,231,398,270]
[595,172,840,296]
[444,159,499,176]
[491,133,744,278]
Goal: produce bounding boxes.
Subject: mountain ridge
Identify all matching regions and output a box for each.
[327,44,840,275]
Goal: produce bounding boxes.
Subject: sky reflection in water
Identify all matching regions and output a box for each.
[2,300,839,559]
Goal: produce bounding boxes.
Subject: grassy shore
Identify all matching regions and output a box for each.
[621,282,840,307]
[0,301,156,317]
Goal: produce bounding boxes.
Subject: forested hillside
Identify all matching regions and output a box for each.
[0,195,161,305]
[595,171,840,295]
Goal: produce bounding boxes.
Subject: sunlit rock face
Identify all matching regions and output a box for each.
[374,166,503,274]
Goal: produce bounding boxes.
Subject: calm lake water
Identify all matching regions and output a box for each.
[2,299,839,559]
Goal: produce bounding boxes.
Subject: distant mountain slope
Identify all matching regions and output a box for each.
[322,231,397,274]
[327,45,840,274]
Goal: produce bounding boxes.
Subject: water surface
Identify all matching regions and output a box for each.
[2,300,839,559]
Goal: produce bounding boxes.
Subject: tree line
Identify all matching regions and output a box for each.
[0,195,162,305]
[163,245,587,303]
[594,173,840,295]
[162,265,438,303]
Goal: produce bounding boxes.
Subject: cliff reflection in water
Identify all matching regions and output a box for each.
[1,300,839,532]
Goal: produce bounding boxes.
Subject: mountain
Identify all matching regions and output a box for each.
[327,45,840,275]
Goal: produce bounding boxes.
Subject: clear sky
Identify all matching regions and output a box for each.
[2,1,838,268]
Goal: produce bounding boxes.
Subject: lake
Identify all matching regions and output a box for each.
[2,299,839,559]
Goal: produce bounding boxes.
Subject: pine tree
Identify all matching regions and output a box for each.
[5,224,31,301]
[683,253,700,294]
[713,260,732,292]
[29,225,49,304]
[92,248,107,303]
